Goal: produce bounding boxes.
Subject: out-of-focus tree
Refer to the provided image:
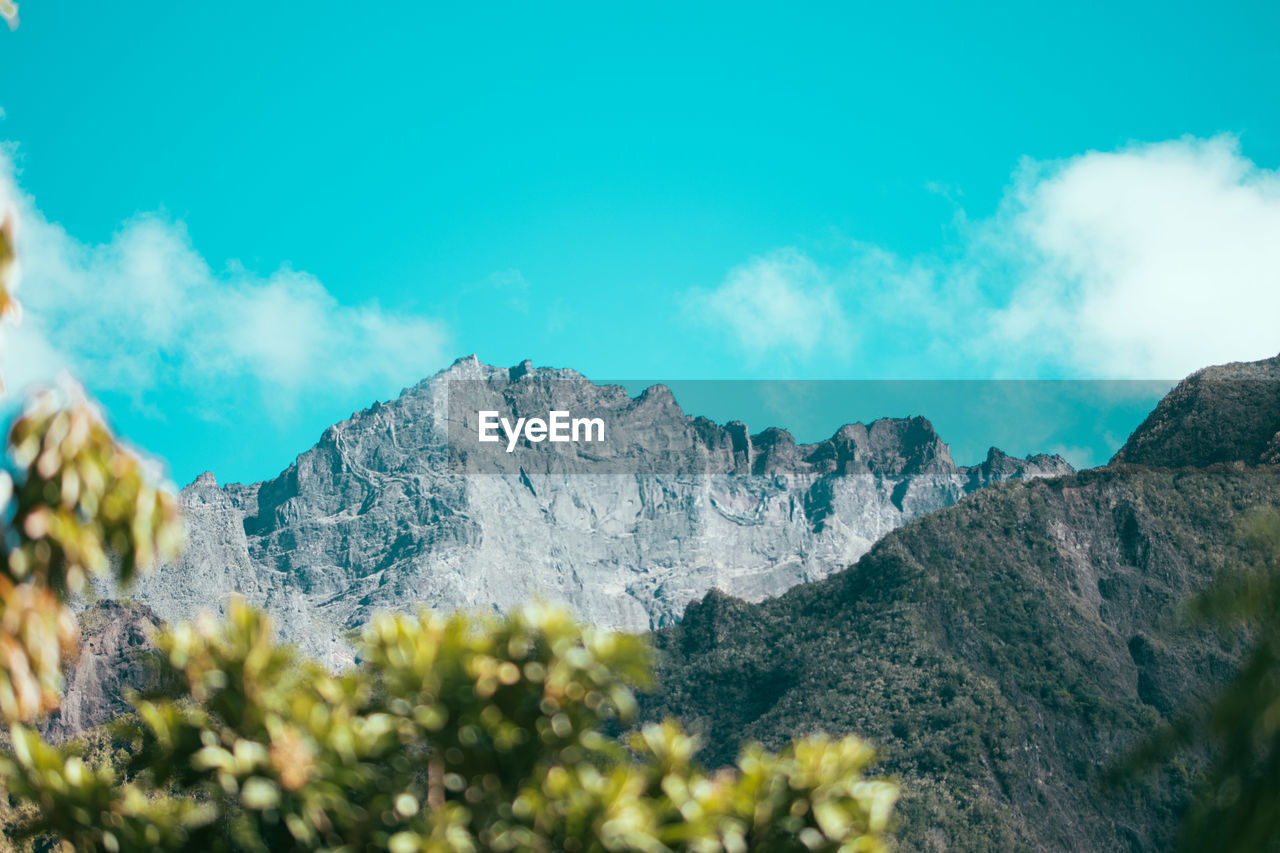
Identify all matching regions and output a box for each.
[1130,506,1280,852]
[0,215,18,325]
[0,204,184,721]
[1,600,899,852]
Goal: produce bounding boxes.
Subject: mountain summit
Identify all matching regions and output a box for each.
[113,358,1070,661]
[1114,352,1280,467]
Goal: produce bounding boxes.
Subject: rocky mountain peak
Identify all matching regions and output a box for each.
[191,470,218,488]
[113,358,1072,661]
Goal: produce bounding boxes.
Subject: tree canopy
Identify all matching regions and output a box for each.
[1,600,898,852]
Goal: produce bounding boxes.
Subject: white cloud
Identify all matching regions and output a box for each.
[0,149,449,414]
[689,248,851,365]
[989,135,1280,376]
[696,136,1280,378]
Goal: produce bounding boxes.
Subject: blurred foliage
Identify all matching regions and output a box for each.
[0,599,898,852]
[0,205,183,721]
[0,216,17,325]
[1130,506,1280,853]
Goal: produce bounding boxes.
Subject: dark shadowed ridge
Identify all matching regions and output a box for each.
[1113,352,1280,467]
[645,353,1280,852]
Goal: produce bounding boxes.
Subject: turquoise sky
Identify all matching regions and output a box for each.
[1,2,1278,484]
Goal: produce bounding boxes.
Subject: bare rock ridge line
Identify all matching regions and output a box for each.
[108,356,1072,662]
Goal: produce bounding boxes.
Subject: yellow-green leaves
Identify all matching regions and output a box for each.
[622,723,897,853]
[0,577,76,721]
[8,393,183,589]
[2,601,898,851]
[0,296,180,720]
[0,723,219,852]
[1,195,184,722]
[0,214,20,398]
[0,392,183,720]
[0,214,17,327]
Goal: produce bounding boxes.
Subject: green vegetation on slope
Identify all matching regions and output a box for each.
[643,465,1280,851]
[1130,506,1280,852]
[1113,354,1280,467]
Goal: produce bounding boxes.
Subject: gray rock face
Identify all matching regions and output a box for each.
[42,600,167,742]
[113,358,1072,661]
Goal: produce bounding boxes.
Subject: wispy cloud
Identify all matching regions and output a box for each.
[0,149,449,415]
[687,248,851,366]
[694,136,1280,378]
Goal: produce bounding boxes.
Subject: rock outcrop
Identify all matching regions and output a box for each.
[110,357,1070,660]
[42,600,167,742]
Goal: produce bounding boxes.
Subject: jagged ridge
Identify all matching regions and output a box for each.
[643,352,1280,851]
[110,357,1070,662]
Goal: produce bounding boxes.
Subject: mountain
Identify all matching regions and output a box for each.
[106,357,1069,661]
[58,353,1280,849]
[40,600,169,742]
[641,354,1280,851]
[1113,353,1280,467]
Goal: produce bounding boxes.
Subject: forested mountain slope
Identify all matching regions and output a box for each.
[644,355,1280,851]
[1113,353,1280,467]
